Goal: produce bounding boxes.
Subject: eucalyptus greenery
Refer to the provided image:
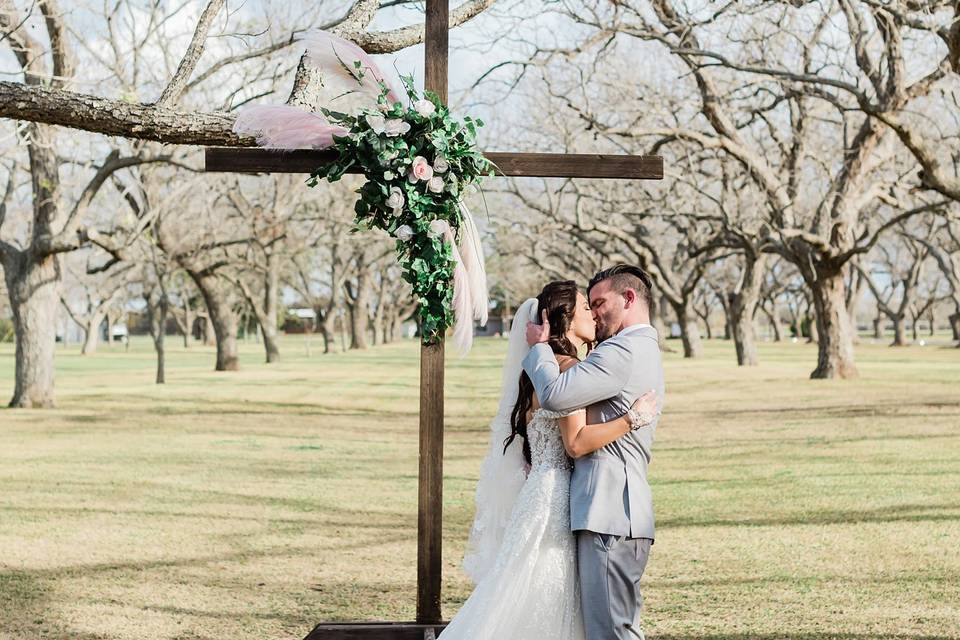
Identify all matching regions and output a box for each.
[308,76,491,344]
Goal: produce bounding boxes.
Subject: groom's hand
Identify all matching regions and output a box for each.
[526,310,550,346]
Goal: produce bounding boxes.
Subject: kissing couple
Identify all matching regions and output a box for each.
[440,264,666,640]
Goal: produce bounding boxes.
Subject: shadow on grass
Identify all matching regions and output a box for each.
[0,505,415,533]
[656,429,960,454]
[2,532,414,584]
[0,570,109,640]
[648,571,956,589]
[659,502,960,529]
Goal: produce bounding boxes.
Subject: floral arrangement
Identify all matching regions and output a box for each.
[234,32,490,352]
[307,77,491,344]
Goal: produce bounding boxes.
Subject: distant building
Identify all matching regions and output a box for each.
[283,308,317,334]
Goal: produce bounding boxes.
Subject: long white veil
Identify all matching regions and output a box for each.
[461,297,539,585]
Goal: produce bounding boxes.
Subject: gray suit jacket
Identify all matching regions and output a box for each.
[522,324,664,539]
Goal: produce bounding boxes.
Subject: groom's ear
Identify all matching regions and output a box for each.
[622,288,637,308]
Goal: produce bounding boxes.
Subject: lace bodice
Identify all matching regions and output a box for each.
[527,408,582,472]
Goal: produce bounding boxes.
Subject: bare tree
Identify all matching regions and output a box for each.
[917,217,960,346]
[860,224,935,345]
[220,175,319,363]
[502,1,959,378]
[60,263,133,355]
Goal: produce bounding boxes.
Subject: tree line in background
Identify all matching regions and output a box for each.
[0,0,958,409]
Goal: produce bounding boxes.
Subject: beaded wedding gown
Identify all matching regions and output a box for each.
[439,406,586,640]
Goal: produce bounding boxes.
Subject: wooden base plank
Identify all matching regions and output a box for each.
[204,148,664,180]
[304,622,448,640]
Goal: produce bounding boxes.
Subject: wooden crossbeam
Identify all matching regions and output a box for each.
[204,148,664,180]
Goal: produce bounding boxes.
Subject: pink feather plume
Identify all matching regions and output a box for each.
[299,30,402,106]
[233,105,347,150]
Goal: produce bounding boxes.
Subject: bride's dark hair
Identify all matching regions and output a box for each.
[505,280,583,466]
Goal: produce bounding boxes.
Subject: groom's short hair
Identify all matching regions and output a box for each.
[588,264,653,309]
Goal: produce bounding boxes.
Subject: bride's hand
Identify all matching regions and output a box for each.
[631,390,658,418]
[525,310,550,346]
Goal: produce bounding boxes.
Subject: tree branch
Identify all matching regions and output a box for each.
[156,0,226,108]
[0,81,249,145]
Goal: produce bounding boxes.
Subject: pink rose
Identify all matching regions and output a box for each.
[409,156,434,183]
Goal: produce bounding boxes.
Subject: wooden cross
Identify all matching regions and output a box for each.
[204,2,662,638]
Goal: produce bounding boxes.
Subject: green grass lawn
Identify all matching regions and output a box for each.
[0,335,958,640]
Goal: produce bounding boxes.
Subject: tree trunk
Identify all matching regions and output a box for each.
[950,311,960,343]
[650,294,671,350]
[729,253,764,366]
[730,298,759,365]
[762,304,783,342]
[256,253,281,363]
[873,308,884,339]
[846,265,865,346]
[927,310,935,337]
[347,269,372,350]
[146,290,168,384]
[806,312,819,343]
[182,297,192,348]
[672,300,703,358]
[5,252,60,408]
[339,307,348,351]
[891,315,907,346]
[81,312,104,355]
[106,311,115,348]
[805,268,858,379]
[203,314,214,345]
[390,312,404,343]
[371,307,383,346]
[319,308,337,354]
[189,270,239,371]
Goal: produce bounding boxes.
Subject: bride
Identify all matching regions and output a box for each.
[440,280,657,640]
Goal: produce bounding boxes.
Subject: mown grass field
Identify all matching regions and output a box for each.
[1,334,958,640]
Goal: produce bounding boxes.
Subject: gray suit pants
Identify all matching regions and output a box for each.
[577,531,652,640]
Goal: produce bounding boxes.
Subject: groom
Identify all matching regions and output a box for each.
[523,264,665,640]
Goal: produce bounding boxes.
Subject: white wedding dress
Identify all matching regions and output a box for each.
[439,406,586,640]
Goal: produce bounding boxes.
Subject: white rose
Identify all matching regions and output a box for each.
[427,176,444,193]
[365,113,386,134]
[428,219,449,238]
[384,118,411,137]
[385,186,405,213]
[413,99,436,117]
[383,170,395,181]
[433,155,449,173]
[394,224,414,241]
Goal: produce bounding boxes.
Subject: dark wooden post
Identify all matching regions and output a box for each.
[416,0,448,626]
